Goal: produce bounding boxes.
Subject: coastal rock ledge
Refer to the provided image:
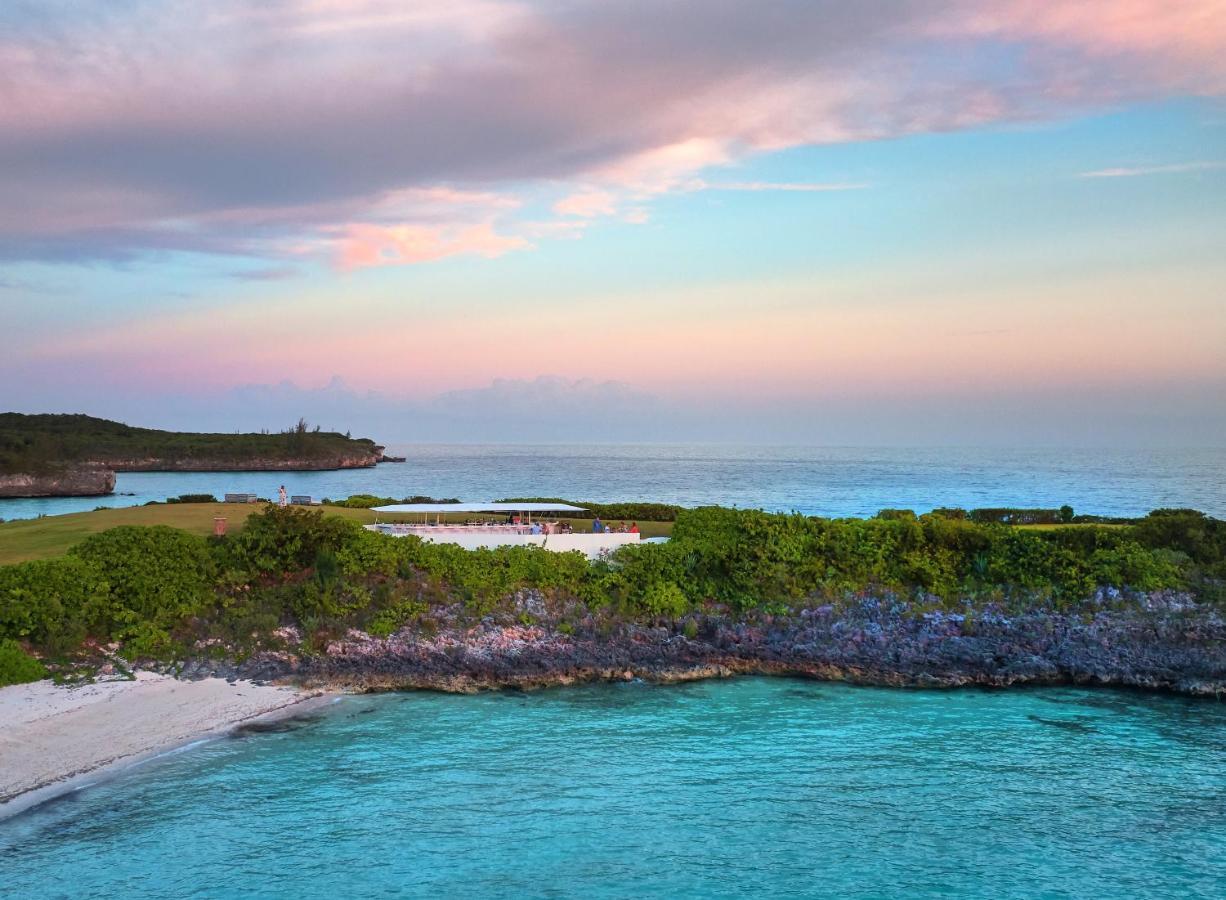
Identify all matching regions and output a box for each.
[184,594,1226,699]
[0,466,115,498]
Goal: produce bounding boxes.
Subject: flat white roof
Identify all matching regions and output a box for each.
[371,502,588,514]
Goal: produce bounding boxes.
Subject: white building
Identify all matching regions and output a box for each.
[367,502,641,558]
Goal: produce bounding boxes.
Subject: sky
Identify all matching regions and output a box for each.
[1,0,1224,445]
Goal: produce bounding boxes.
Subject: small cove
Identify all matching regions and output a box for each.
[2,678,1223,898]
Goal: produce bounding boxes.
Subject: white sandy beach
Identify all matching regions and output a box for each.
[0,672,320,817]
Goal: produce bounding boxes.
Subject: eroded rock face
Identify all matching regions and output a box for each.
[0,465,115,497]
[101,452,381,471]
[0,449,382,497]
[204,592,1226,698]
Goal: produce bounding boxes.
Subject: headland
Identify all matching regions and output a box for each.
[0,413,389,498]
[1,499,1223,814]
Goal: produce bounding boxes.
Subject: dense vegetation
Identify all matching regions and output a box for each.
[0,413,381,475]
[1,505,1222,674]
[323,494,461,508]
[0,638,47,687]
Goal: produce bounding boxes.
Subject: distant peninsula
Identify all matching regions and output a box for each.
[0,413,389,498]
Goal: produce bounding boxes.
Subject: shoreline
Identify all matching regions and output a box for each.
[276,598,1226,701]
[3,651,1221,820]
[0,673,332,821]
[303,659,1226,698]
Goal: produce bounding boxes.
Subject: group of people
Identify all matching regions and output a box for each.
[513,517,640,535]
[591,517,639,534]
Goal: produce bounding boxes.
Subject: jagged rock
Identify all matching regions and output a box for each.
[0,465,115,498]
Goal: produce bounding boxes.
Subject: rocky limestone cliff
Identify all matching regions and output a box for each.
[0,451,382,498]
[0,414,389,497]
[179,591,1226,699]
[99,451,382,472]
[0,466,116,498]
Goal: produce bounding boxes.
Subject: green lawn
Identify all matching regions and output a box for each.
[0,503,674,565]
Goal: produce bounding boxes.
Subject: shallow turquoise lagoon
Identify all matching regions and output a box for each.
[2,679,1224,898]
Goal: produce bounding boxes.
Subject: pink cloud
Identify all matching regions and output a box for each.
[947,0,1226,90]
[553,189,617,218]
[590,138,733,196]
[335,221,529,269]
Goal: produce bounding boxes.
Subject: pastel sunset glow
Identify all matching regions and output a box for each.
[3,0,1224,444]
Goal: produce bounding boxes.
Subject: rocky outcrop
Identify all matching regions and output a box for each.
[0,448,383,497]
[189,591,1226,699]
[0,413,388,496]
[0,465,115,498]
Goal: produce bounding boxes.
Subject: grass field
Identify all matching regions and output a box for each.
[0,503,675,565]
[0,504,1119,567]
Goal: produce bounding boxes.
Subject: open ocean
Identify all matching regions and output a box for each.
[2,679,1224,899]
[2,444,1224,521]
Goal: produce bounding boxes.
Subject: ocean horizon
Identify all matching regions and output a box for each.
[3,444,1224,521]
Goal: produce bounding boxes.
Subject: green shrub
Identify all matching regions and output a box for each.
[1089,542,1183,591]
[638,582,689,618]
[969,508,1064,525]
[0,556,110,652]
[930,507,968,520]
[222,506,365,575]
[335,528,402,577]
[324,494,459,508]
[121,622,178,660]
[0,639,46,686]
[367,596,427,637]
[70,526,216,635]
[1131,509,1226,578]
[876,509,917,521]
[314,548,340,587]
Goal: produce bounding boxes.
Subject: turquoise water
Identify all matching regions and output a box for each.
[2,679,1224,898]
[3,444,1224,520]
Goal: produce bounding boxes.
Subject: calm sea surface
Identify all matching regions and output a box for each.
[2,679,1223,898]
[2,444,1224,520]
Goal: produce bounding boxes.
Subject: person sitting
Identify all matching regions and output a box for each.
[629,522,639,533]
[530,521,542,535]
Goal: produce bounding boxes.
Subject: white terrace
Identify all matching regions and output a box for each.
[365,502,641,558]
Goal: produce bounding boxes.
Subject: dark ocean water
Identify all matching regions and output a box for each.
[2,444,1223,520]
[2,679,1224,899]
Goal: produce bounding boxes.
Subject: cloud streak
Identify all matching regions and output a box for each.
[700,181,870,193]
[1080,161,1226,178]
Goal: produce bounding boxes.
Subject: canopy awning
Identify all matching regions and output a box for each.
[371,502,588,514]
